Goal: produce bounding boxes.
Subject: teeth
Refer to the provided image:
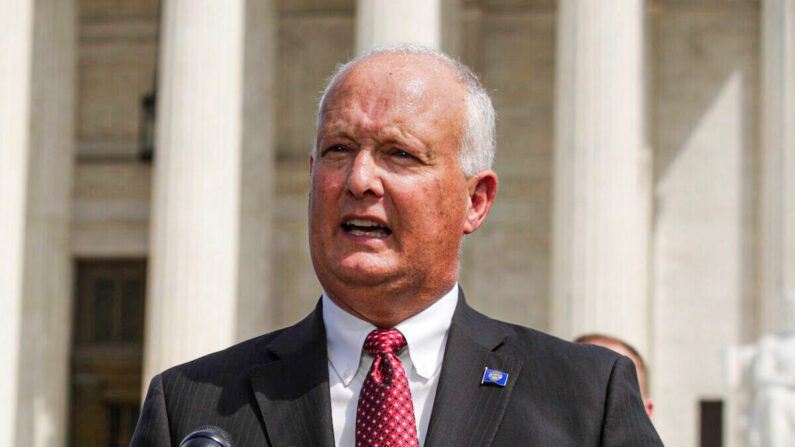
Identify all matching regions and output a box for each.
[346,219,383,228]
[343,218,391,237]
[348,228,385,237]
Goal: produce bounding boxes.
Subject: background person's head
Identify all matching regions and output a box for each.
[575,333,654,418]
[308,45,498,328]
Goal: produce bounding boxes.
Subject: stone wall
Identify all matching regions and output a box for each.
[460,1,556,331]
[73,0,158,257]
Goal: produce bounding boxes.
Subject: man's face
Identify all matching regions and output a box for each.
[308,54,491,326]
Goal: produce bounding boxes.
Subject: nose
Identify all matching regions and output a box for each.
[347,151,383,198]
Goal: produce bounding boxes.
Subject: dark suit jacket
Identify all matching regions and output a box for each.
[131,291,663,446]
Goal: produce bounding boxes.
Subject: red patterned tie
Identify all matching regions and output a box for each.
[356,328,419,447]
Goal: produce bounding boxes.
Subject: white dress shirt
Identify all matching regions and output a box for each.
[322,284,459,447]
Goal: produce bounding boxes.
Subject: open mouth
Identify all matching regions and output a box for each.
[341,219,392,238]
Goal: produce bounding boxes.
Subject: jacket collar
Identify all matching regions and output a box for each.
[249,301,335,447]
[424,289,524,447]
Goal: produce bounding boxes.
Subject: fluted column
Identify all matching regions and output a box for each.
[143,0,275,384]
[355,0,459,54]
[758,0,795,334]
[1,0,76,445]
[552,0,651,353]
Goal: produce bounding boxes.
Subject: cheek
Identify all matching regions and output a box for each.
[434,178,468,222]
[398,181,462,237]
[312,169,345,202]
[310,174,343,234]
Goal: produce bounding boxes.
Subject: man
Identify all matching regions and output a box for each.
[575,333,655,418]
[131,45,662,446]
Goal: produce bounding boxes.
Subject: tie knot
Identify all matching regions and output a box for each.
[363,328,406,357]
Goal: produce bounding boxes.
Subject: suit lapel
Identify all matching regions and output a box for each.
[249,302,335,447]
[425,292,523,447]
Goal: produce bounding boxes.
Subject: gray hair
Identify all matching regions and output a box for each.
[314,44,496,177]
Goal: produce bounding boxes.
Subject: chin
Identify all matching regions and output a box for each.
[332,265,396,286]
[324,254,400,286]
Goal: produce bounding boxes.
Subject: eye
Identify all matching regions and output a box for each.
[322,144,348,155]
[392,149,416,160]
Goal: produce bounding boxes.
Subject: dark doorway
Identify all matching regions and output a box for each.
[700,399,724,447]
[70,259,146,447]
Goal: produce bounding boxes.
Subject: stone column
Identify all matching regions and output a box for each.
[355,0,459,54]
[0,0,76,445]
[551,0,651,353]
[237,0,277,343]
[17,2,77,446]
[143,0,275,384]
[0,2,34,445]
[758,0,795,335]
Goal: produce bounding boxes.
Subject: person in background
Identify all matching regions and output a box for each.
[576,333,654,418]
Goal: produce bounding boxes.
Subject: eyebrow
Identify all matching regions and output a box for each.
[318,116,436,161]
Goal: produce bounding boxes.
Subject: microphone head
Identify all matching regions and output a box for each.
[179,426,232,447]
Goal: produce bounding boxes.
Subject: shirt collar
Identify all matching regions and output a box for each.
[323,284,459,385]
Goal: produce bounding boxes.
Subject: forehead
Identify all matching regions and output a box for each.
[320,53,467,129]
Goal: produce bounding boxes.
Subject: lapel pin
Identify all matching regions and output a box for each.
[481,367,508,387]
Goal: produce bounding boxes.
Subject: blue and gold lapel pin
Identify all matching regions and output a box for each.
[481,367,508,387]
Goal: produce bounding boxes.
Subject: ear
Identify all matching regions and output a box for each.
[463,170,498,234]
[644,399,654,419]
[309,155,314,173]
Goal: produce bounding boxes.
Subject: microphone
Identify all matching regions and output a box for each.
[179,426,233,447]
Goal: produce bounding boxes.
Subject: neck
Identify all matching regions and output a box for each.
[325,281,456,328]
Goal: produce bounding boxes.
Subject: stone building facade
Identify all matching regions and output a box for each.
[2,0,793,446]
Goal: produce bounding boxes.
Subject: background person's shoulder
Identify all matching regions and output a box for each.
[490,317,623,374]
